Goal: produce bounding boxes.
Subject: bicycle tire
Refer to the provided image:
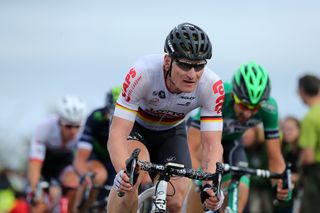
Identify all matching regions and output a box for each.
[137,186,155,213]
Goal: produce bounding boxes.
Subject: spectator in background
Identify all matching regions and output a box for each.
[297,74,320,213]
[275,116,301,213]
[281,117,301,185]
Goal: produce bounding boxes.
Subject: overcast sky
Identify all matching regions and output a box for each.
[1,0,319,169]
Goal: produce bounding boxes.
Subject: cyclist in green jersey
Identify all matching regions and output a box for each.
[297,74,320,213]
[186,62,291,213]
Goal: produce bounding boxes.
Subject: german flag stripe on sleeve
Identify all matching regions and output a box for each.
[115,103,138,113]
[200,116,223,122]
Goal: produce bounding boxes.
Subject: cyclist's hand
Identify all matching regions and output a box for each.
[201,184,224,211]
[80,173,93,187]
[113,170,132,194]
[275,179,293,201]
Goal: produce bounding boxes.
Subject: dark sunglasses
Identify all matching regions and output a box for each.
[62,124,81,129]
[233,94,261,111]
[175,59,207,72]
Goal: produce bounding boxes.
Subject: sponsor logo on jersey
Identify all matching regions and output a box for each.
[152,90,166,99]
[261,101,276,114]
[177,102,191,106]
[223,118,260,134]
[212,80,225,114]
[180,96,196,100]
[148,98,160,106]
[158,90,166,99]
[122,68,141,102]
[145,108,185,119]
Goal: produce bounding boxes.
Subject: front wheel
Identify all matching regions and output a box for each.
[137,186,154,213]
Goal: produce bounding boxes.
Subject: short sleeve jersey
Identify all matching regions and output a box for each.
[190,82,280,142]
[299,103,320,162]
[114,54,224,131]
[29,115,78,161]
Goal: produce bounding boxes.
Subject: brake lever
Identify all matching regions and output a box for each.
[215,162,224,198]
[273,163,292,204]
[281,163,292,190]
[118,148,141,197]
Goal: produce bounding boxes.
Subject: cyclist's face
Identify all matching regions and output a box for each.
[233,95,260,123]
[169,57,206,93]
[59,120,81,141]
[234,104,256,123]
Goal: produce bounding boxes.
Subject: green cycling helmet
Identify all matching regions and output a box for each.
[232,61,271,105]
[106,85,122,107]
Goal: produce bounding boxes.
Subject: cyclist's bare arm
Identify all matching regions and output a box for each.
[28,160,42,191]
[107,116,135,173]
[265,138,286,179]
[265,137,291,201]
[201,131,223,175]
[188,126,202,169]
[73,148,91,176]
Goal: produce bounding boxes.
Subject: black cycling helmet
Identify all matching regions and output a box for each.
[164,23,212,61]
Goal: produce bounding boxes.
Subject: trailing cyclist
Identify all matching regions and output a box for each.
[27,96,87,213]
[72,86,121,212]
[186,62,292,213]
[107,22,225,213]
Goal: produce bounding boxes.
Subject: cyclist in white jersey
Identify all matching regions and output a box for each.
[27,96,87,213]
[107,22,225,213]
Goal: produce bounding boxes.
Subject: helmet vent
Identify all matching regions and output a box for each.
[183,32,190,39]
[180,42,187,51]
[192,33,199,41]
[200,44,205,52]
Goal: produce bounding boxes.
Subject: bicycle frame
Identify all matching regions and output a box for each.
[138,162,185,213]
[226,177,240,213]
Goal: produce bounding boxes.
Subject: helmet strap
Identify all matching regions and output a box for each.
[165,59,183,94]
[165,59,176,88]
[165,58,173,78]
